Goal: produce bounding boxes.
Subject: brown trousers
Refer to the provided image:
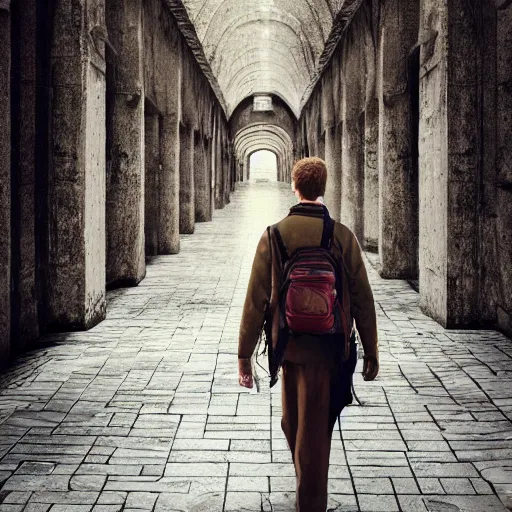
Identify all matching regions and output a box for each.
[281,361,337,512]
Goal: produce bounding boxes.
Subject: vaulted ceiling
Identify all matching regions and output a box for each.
[180,0,352,118]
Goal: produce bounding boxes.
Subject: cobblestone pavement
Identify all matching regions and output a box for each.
[0,181,511,512]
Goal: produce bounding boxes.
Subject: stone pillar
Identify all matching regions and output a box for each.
[364,97,379,252]
[179,125,195,234]
[195,134,211,222]
[378,0,420,278]
[49,0,106,329]
[0,3,11,363]
[229,149,235,193]
[324,125,342,222]
[341,44,365,242]
[418,0,485,327]
[215,123,224,208]
[159,112,180,254]
[10,0,39,350]
[496,4,512,335]
[209,136,215,215]
[106,0,145,286]
[223,138,231,205]
[144,112,159,257]
[158,44,181,255]
[243,157,248,182]
[238,160,243,182]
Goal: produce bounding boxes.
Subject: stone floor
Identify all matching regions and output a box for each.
[0,181,511,512]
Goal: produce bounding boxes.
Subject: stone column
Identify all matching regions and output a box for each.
[158,45,181,255]
[495,3,512,335]
[341,44,365,242]
[209,136,215,215]
[238,160,243,183]
[243,157,248,181]
[0,3,11,363]
[378,0,420,278]
[229,149,235,193]
[364,97,379,252]
[159,112,180,253]
[144,112,159,257]
[418,0,490,327]
[10,0,39,350]
[324,125,342,222]
[106,0,145,286]
[215,123,224,208]
[49,0,106,329]
[179,125,195,234]
[195,134,210,222]
[223,137,230,205]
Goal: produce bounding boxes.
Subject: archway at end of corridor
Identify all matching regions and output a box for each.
[248,150,278,182]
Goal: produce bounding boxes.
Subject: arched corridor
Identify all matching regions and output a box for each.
[1,0,512,510]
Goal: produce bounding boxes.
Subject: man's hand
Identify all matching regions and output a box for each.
[238,358,254,389]
[362,355,379,381]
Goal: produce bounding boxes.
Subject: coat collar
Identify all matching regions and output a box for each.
[289,202,328,218]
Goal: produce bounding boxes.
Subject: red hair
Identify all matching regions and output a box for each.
[291,157,327,200]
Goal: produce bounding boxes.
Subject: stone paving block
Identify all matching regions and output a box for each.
[229,463,295,478]
[224,491,262,512]
[70,475,107,491]
[2,475,70,492]
[417,478,445,494]
[76,464,142,476]
[351,466,413,478]
[411,462,479,478]
[164,463,228,477]
[358,494,399,512]
[17,505,50,512]
[440,477,476,495]
[155,491,224,512]
[141,465,165,477]
[354,477,394,495]
[227,476,269,492]
[104,477,190,493]
[28,492,99,504]
[50,507,92,512]
[96,491,126,504]
[397,495,428,511]
[469,477,494,495]
[423,495,508,511]
[270,451,293,463]
[391,477,420,495]
[325,493,358,511]
[125,491,158,509]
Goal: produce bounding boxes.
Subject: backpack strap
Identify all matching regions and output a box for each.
[272,226,289,265]
[320,205,335,250]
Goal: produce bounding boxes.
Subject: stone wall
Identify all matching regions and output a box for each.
[296,0,512,334]
[0,0,231,368]
[297,1,377,232]
[0,3,11,364]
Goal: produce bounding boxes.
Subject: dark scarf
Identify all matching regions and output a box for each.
[289,202,328,219]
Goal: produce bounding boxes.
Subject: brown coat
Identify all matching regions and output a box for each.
[238,203,378,367]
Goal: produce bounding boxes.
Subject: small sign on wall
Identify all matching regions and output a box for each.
[253,95,273,112]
